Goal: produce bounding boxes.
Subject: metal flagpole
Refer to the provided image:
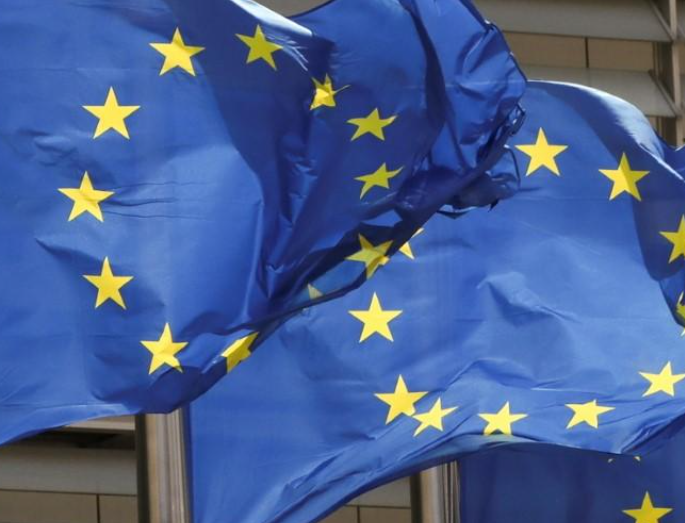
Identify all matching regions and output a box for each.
[136,411,192,523]
[410,463,460,523]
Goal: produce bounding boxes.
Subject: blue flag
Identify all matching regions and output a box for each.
[186,80,685,523]
[0,0,524,444]
[460,431,685,523]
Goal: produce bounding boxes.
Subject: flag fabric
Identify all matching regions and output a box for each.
[459,430,685,523]
[186,80,685,523]
[0,0,524,444]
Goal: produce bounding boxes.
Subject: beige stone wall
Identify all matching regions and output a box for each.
[0,425,411,522]
[505,33,655,72]
[0,482,413,523]
[320,506,412,523]
[0,491,136,523]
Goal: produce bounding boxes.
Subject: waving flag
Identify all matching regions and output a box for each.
[186,81,685,523]
[0,0,524,444]
[460,429,685,523]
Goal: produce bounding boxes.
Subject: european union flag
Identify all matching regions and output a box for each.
[460,430,685,523]
[186,81,685,523]
[0,0,524,444]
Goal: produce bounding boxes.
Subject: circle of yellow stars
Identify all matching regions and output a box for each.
[362,124,681,522]
[356,126,685,466]
[55,19,411,378]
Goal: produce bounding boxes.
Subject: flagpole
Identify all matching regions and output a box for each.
[136,412,191,523]
[410,463,460,523]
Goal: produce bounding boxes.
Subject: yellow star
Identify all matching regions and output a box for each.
[479,402,528,436]
[355,163,403,199]
[83,87,140,139]
[660,216,685,263]
[599,153,649,201]
[399,228,424,260]
[413,399,457,436]
[349,293,402,342]
[308,284,323,300]
[83,258,133,309]
[375,376,428,424]
[565,400,614,429]
[346,234,393,279]
[623,492,672,523]
[310,75,348,110]
[348,109,397,141]
[236,25,283,70]
[640,362,685,397]
[676,292,685,336]
[141,323,188,375]
[222,332,258,373]
[515,128,568,176]
[58,172,114,222]
[150,28,205,76]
